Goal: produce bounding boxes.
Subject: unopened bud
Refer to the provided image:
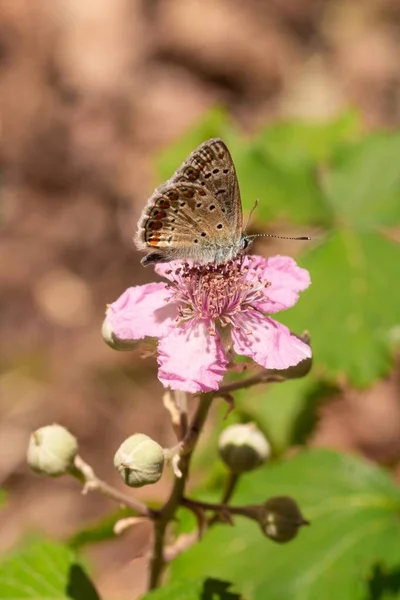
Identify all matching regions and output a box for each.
[218,423,270,474]
[114,433,164,487]
[102,312,139,351]
[260,496,309,543]
[27,424,78,477]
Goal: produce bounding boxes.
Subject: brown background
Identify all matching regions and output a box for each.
[1,1,400,598]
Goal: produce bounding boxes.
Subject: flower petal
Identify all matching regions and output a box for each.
[106,283,176,341]
[232,311,311,370]
[245,255,311,313]
[157,321,227,393]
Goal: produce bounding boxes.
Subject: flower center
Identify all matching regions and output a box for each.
[166,258,270,330]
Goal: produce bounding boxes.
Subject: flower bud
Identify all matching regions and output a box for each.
[218,423,270,474]
[259,496,309,543]
[114,433,164,487]
[102,312,139,351]
[27,424,78,477]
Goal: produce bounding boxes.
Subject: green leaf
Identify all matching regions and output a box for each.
[144,578,242,600]
[281,229,400,386]
[236,377,338,453]
[171,450,400,600]
[257,111,360,163]
[236,112,359,224]
[0,540,100,599]
[324,134,400,226]
[68,508,131,550]
[234,142,330,225]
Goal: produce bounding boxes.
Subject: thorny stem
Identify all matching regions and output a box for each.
[148,393,214,590]
[72,455,158,519]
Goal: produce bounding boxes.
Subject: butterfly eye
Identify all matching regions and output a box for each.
[216,224,223,230]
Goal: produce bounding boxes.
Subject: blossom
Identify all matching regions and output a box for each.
[103,256,312,393]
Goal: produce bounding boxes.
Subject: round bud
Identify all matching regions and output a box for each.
[114,433,164,488]
[218,423,270,474]
[27,424,78,477]
[101,313,139,351]
[260,496,309,543]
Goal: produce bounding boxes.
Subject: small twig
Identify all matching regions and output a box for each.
[182,496,255,519]
[213,372,284,397]
[209,472,239,526]
[72,455,158,519]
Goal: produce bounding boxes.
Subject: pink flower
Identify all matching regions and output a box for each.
[103,256,311,393]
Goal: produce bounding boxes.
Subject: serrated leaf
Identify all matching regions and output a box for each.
[0,540,99,599]
[324,134,400,226]
[171,450,400,600]
[280,229,400,386]
[144,577,242,600]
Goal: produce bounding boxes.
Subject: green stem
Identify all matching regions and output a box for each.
[148,393,214,590]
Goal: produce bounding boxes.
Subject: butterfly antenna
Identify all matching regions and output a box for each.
[244,199,259,232]
[249,233,311,241]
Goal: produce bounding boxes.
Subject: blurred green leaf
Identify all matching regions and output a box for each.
[68,507,131,550]
[0,540,99,599]
[324,135,400,226]
[171,450,400,600]
[234,142,330,225]
[144,578,242,600]
[281,230,400,386]
[236,377,338,453]
[257,111,360,163]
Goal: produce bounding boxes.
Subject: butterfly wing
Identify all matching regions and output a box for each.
[136,138,243,265]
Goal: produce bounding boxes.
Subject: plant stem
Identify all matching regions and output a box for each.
[72,455,158,518]
[148,393,214,590]
[214,372,284,396]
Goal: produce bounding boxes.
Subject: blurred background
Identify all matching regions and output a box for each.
[1,0,400,598]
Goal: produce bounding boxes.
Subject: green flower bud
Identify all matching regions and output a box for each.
[260,496,309,543]
[218,423,270,474]
[101,312,139,351]
[27,424,78,477]
[114,433,164,487]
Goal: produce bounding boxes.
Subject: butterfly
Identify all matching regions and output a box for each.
[135,138,309,266]
[135,138,248,266]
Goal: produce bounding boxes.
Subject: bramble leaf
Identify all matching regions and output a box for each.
[0,540,99,599]
[171,450,400,600]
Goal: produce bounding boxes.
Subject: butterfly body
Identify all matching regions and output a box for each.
[136,138,247,266]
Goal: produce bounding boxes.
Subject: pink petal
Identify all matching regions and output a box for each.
[245,255,311,314]
[232,311,311,370]
[106,283,177,341]
[157,321,228,393]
